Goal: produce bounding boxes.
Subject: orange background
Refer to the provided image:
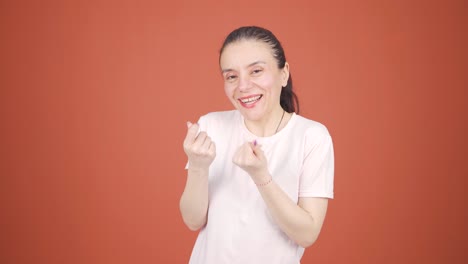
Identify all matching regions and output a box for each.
[1,0,467,263]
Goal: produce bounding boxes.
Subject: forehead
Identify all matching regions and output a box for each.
[220,39,275,69]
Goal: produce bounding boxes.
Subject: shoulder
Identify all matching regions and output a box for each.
[291,116,334,171]
[290,114,333,155]
[292,114,332,140]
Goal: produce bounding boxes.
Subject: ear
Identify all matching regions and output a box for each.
[281,62,290,87]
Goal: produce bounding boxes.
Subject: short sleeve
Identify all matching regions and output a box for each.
[298,125,334,198]
[184,115,207,170]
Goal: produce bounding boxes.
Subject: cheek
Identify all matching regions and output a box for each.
[254,76,278,93]
[224,84,235,99]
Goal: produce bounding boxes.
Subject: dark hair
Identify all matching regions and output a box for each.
[219,26,299,114]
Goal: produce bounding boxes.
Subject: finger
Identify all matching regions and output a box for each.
[208,141,216,156]
[248,141,256,150]
[184,122,199,143]
[252,143,265,159]
[192,131,208,149]
[247,142,259,158]
[238,143,254,163]
[201,135,212,151]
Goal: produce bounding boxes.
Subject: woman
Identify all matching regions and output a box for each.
[179,26,334,264]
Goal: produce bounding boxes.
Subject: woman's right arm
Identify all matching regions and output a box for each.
[179,122,216,231]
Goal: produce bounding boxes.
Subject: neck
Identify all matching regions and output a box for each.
[244,107,288,137]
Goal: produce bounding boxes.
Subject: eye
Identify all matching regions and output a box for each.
[251,69,263,75]
[225,74,237,81]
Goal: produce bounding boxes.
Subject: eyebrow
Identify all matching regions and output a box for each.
[221,61,266,74]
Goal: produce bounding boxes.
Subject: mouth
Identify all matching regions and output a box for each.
[238,95,263,108]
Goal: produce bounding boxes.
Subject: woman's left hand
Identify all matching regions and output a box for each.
[232,141,271,184]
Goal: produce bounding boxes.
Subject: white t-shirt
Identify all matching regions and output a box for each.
[187,110,334,264]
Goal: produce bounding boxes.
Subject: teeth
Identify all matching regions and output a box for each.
[240,95,261,103]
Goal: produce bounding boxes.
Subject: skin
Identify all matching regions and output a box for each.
[220,40,289,136]
[179,39,329,248]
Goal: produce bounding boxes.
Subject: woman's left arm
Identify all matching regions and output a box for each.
[257,180,328,248]
[233,142,329,248]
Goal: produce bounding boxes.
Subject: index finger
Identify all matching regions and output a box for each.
[184,121,200,143]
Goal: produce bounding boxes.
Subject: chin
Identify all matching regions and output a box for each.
[238,107,265,121]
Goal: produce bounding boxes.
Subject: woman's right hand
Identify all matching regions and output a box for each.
[183,122,216,170]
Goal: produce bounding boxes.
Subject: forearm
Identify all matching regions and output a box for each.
[257,177,325,248]
[179,167,209,231]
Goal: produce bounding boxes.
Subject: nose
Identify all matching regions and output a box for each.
[237,74,252,92]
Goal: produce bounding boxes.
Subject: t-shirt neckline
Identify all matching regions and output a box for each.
[239,110,297,144]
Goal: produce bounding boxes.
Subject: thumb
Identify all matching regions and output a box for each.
[252,141,265,159]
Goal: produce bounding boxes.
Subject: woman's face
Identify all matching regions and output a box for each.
[220,39,289,122]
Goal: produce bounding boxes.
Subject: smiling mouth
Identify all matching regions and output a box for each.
[239,95,263,105]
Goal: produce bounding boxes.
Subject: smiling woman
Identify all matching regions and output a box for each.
[220,40,289,128]
[179,26,334,264]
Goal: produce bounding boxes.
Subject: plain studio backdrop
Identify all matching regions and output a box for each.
[1,0,467,263]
